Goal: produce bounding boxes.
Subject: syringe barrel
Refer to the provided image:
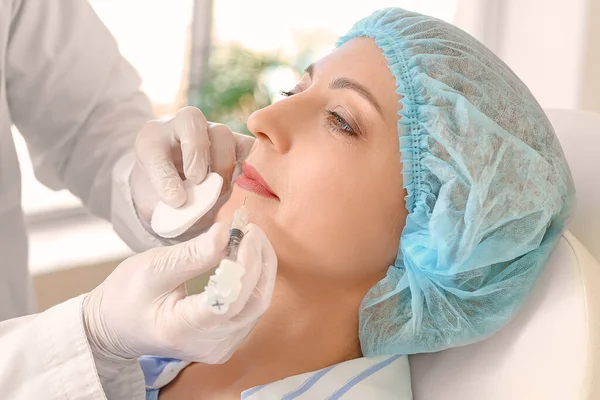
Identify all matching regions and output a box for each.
[225,228,244,260]
[225,200,249,260]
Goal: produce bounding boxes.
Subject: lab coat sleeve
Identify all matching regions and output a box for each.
[5,0,155,226]
[0,295,145,400]
[111,151,168,252]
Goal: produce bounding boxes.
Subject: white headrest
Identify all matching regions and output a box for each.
[545,109,600,261]
[410,232,600,399]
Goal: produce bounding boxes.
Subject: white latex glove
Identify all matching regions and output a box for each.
[131,106,255,238]
[83,222,277,364]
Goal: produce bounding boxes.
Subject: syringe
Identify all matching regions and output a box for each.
[204,199,249,315]
[224,198,249,261]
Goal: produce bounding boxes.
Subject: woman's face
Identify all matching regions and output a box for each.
[217,37,406,287]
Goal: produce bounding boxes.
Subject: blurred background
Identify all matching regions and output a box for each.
[21,0,600,310]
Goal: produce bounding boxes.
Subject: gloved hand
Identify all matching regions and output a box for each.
[83,222,277,364]
[131,107,255,238]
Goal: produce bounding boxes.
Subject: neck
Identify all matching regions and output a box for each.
[229,264,373,380]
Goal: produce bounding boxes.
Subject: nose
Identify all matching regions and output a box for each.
[246,96,307,154]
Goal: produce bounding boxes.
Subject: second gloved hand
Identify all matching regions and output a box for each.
[131,107,255,239]
[83,223,277,364]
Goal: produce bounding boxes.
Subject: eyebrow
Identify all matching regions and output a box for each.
[304,63,383,115]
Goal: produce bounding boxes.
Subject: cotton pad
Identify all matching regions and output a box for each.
[151,173,223,238]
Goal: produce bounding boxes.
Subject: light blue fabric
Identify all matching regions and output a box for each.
[337,8,575,356]
[138,356,183,388]
[141,354,410,399]
[145,389,159,400]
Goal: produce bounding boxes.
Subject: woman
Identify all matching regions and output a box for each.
[146,7,575,399]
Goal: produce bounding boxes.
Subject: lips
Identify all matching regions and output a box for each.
[235,162,278,199]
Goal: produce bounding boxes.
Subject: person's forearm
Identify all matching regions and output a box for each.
[0,295,145,399]
[111,151,167,253]
[7,0,154,222]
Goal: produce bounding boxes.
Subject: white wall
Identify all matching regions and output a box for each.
[454,0,598,112]
[581,0,600,113]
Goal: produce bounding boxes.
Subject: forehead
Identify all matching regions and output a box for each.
[314,37,401,124]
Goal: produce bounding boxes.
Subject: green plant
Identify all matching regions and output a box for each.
[191,44,289,134]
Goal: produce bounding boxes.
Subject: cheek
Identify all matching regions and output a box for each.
[278,150,405,277]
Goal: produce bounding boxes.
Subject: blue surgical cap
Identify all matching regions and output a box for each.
[337,8,575,356]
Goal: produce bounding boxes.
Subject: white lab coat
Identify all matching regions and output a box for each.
[0,0,249,397]
[0,0,158,321]
[0,1,190,397]
[0,295,147,400]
